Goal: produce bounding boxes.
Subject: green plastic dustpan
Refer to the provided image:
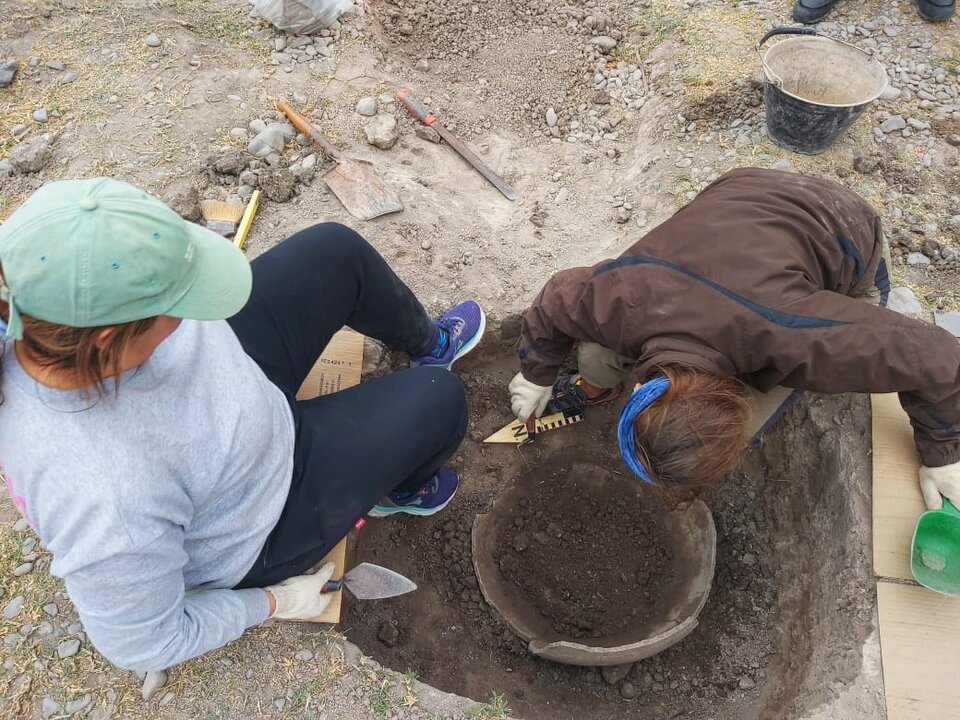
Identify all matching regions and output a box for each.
[911,497,960,595]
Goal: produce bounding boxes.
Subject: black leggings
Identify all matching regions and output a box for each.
[231,223,468,588]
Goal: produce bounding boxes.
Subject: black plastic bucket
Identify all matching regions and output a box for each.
[759,27,888,155]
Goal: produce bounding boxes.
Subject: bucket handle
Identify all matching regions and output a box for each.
[757,26,876,90]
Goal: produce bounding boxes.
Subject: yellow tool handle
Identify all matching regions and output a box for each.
[234,190,261,250]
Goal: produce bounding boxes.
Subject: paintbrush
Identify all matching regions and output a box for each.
[200,199,245,238]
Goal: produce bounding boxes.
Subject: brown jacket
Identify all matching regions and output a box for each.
[520,168,960,467]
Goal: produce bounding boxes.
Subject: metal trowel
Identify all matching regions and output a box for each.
[321,562,417,600]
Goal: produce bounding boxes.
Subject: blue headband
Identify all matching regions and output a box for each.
[617,376,670,483]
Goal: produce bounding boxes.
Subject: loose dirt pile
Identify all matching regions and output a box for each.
[492,464,675,640]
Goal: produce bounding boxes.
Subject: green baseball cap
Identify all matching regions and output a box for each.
[0,177,252,340]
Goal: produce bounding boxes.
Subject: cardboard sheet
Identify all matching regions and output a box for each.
[296,328,365,624]
[296,328,365,400]
[877,581,960,719]
[871,393,926,581]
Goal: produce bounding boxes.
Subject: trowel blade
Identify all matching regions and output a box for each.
[343,562,417,600]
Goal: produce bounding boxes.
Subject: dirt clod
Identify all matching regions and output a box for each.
[258,167,297,202]
[377,621,399,647]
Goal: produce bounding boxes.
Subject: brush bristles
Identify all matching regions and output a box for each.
[200,200,246,222]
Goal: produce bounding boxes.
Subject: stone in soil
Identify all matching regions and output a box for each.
[61,71,79,84]
[906,252,931,267]
[356,97,377,116]
[934,311,960,338]
[57,638,81,659]
[207,148,247,176]
[65,695,91,715]
[2,595,24,619]
[33,108,48,123]
[364,115,399,149]
[294,649,314,661]
[601,663,633,685]
[414,124,441,143]
[0,59,20,87]
[887,286,924,316]
[258,167,298,202]
[144,33,162,47]
[163,184,202,222]
[880,115,907,133]
[377,621,399,647]
[493,463,675,639]
[248,126,287,158]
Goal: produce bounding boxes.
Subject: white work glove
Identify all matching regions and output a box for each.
[919,461,960,511]
[509,371,553,422]
[265,562,336,620]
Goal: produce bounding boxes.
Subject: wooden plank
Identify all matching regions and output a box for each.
[872,393,927,581]
[295,328,365,624]
[296,328,365,400]
[877,581,960,720]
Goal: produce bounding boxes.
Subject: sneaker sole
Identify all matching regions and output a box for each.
[413,307,487,371]
[367,483,459,518]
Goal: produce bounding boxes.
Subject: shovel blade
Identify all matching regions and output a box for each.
[323,159,404,221]
[343,562,417,600]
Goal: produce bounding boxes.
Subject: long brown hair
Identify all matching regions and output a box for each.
[0,267,156,399]
[632,364,752,492]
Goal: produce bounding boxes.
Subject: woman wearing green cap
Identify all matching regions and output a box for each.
[0,177,485,671]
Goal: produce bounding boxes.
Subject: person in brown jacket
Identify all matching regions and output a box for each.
[509,168,960,510]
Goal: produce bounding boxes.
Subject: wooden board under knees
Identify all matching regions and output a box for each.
[871,393,960,719]
[296,328,365,624]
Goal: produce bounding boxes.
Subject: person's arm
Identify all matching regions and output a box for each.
[64,530,270,672]
[519,267,606,386]
[747,290,960,468]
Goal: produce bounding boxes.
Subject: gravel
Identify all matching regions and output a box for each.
[248,125,287,158]
[61,71,79,84]
[2,595,24,619]
[13,563,33,576]
[56,639,81,659]
[880,115,907,133]
[0,59,18,87]
[33,108,48,123]
[144,33,162,47]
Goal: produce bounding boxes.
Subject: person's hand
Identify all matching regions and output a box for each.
[919,461,960,510]
[265,563,336,621]
[509,372,553,422]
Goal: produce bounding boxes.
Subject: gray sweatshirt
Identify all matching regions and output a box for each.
[0,320,294,671]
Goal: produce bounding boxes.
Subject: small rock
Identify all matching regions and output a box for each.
[949,215,960,228]
[601,663,634,685]
[934,311,960,338]
[906,252,931,267]
[88,705,115,720]
[12,124,28,137]
[620,681,637,699]
[364,115,399,150]
[414,124,441,143]
[273,122,295,143]
[0,160,11,175]
[141,669,168,701]
[887,287,923,316]
[592,36,618,51]
[880,115,906,133]
[546,107,558,127]
[742,553,757,566]
[158,692,175,707]
[163,184,202,222]
[41,696,59,719]
[355,97,377,116]
[852,153,878,174]
[144,33,162,48]
[880,85,901,101]
[239,169,259,187]
[258,167,298,202]
[2,595,24,619]
[57,638,81,659]
[0,59,19,88]
[248,126,287,158]
[377,621,399,647]
[207,148,247,175]
[33,108,48,123]
[770,159,793,171]
[61,71,79,84]
[46,60,65,71]
[739,676,757,690]
[229,127,248,139]
[294,649,314,661]
[65,695,91,715]
[13,563,33,576]
[592,91,611,105]
[415,58,430,71]
[37,621,53,636]
[14,517,30,531]
[249,118,267,134]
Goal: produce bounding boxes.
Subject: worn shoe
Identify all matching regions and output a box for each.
[368,468,460,517]
[553,373,622,408]
[916,0,955,20]
[792,0,841,23]
[411,300,486,370]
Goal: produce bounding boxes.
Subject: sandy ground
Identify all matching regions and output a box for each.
[1,0,959,717]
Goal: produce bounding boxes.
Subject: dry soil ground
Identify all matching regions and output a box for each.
[1,0,959,718]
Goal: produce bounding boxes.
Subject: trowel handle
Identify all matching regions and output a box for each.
[276,100,343,162]
[396,89,437,126]
[320,579,344,593]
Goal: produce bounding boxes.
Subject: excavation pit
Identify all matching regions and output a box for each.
[472,462,716,666]
[344,363,879,720]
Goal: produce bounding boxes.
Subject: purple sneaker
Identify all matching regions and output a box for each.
[368,468,460,517]
[411,300,486,370]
